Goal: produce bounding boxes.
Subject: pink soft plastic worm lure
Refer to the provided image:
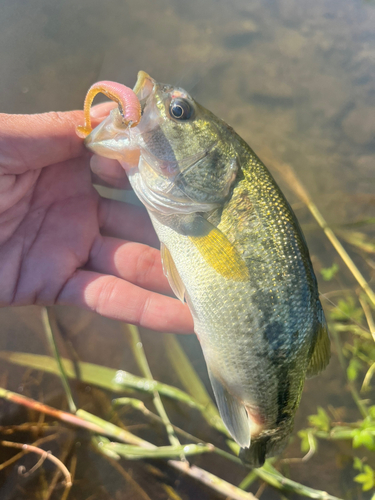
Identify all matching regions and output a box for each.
[76,80,141,138]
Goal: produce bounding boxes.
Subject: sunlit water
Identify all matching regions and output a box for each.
[0,0,374,498]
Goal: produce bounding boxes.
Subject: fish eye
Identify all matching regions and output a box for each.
[169,99,193,120]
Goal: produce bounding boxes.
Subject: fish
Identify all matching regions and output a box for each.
[82,71,330,467]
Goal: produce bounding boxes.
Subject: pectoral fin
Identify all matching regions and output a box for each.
[306,308,330,378]
[188,217,249,282]
[160,243,185,302]
[208,367,251,448]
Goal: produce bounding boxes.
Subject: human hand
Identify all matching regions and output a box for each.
[0,104,194,334]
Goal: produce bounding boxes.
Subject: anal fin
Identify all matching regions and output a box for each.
[160,243,185,302]
[208,367,251,448]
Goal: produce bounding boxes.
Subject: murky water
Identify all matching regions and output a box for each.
[0,0,374,498]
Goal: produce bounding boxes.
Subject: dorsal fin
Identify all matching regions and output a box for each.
[306,308,330,378]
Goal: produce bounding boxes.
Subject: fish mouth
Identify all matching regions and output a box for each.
[84,71,155,160]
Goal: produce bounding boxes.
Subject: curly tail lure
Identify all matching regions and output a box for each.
[76,80,141,138]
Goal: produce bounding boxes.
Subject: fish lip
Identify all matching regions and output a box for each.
[133,71,155,110]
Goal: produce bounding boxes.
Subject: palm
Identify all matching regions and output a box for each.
[3,156,99,305]
[0,111,193,334]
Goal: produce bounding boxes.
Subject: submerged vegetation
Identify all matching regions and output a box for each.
[0,164,374,499]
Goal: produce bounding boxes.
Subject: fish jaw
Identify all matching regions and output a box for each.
[84,107,141,160]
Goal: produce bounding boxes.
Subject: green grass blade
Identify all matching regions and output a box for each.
[98,439,212,460]
[41,307,77,413]
[238,470,258,490]
[0,351,203,410]
[76,409,153,448]
[255,462,343,500]
[125,325,180,447]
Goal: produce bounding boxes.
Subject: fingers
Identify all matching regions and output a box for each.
[88,236,172,295]
[91,171,132,190]
[90,101,117,120]
[57,269,194,334]
[0,111,87,174]
[0,103,117,176]
[90,150,140,188]
[98,197,159,248]
[91,156,131,189]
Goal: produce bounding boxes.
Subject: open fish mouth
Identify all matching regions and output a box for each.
[82,71,156,159]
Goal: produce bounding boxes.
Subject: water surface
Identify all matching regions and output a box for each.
[0,0,374,498]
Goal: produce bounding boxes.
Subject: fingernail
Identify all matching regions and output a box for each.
[90,102,117,119]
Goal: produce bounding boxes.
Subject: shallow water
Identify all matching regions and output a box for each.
[0,0,374,498]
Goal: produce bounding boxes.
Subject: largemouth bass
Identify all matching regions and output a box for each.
[84,71,330,467]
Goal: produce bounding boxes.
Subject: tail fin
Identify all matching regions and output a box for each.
[239,438,268,468]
